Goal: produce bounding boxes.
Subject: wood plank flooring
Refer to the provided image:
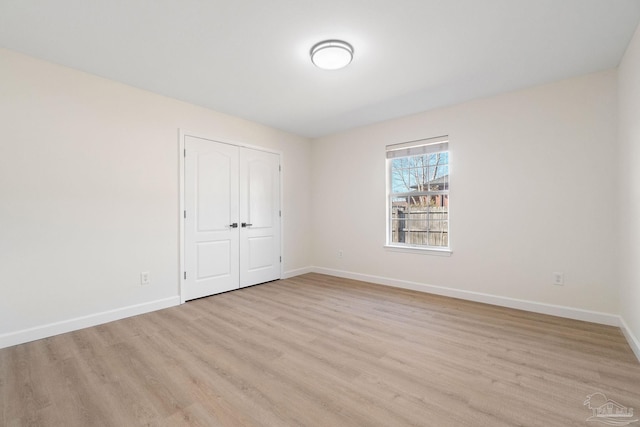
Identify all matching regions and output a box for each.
[1,273,639,426]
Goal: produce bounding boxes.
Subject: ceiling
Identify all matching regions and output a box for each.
[1,1,640,138]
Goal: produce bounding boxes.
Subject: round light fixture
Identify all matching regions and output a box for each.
[310,40,354,70]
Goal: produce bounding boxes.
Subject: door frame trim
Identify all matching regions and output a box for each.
[178,129,283,304]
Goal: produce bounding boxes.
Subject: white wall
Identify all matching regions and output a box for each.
[1,42,632,349]
[0,48,311,346]
[619,23,640,357]
[311,70,619,318]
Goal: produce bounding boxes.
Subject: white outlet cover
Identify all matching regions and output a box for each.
[553,272,564,285]
[141,272,150,285]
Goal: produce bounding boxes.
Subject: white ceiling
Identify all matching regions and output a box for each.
[1,1,639,138]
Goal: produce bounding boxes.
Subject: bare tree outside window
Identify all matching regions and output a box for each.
[389,150,449,248]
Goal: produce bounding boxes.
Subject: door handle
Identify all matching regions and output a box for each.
[229,223,238,228]
[241,222,253,228]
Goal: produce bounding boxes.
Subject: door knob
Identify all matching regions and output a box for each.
[241,222,253,227]
[229,223,238,228]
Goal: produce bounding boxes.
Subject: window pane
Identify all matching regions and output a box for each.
[391,159,413,192]
[390,196,408,244]
[388,146,449,249]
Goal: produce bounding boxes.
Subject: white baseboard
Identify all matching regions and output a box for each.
[0,296,180,350]
[312,267,620,327]
[619,317,640,363]
[282,266,314,279]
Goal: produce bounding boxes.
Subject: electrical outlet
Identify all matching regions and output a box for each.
[338,250,343,259]
[140,271,150,285]
[552,272,564,286]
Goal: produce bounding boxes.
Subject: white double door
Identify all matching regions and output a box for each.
[184,136,281,301]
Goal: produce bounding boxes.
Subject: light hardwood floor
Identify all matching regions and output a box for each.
[1,273,639,426]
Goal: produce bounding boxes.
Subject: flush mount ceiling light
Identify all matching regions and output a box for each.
[310,40,354,70]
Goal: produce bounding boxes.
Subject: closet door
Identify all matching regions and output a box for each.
[183,135,281,301]
[184,136,240,300]
[239,148,281,287]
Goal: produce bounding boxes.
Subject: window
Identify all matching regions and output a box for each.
[386,136,449,251]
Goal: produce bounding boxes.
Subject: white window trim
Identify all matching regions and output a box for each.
[385,136,451,254]
[384,244,453,256]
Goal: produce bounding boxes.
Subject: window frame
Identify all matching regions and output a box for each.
[385,136,452,255]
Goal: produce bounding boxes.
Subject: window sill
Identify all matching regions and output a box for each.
[384,245,453,256]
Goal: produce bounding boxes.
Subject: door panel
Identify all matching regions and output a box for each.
[196,241,231,279]
[248,236,275,269]
[184,136,239,300]
[247,160,274,227]
[197,153,232,231]
[239,148,281,287]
